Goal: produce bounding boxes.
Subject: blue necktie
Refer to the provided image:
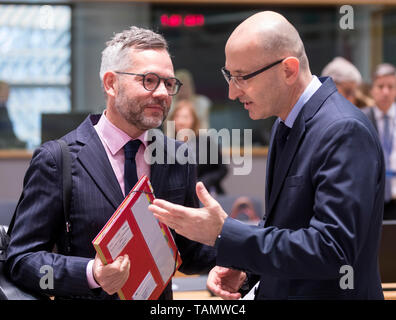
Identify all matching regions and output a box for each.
[124,140,141,195]
[383,114,392,202]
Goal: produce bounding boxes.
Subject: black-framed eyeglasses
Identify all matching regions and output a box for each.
[115,71,183,96]
[221,58,285,88]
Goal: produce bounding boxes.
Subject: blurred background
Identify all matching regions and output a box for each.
[1,0,395,150]
[1,0,396,299]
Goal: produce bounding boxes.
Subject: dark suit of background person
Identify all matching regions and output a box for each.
[5,114,215,299]
[363,107,396,220]
[362,63,396,220]
[216,77,385,299]
[196,135,228,195]
[167,99,228,195]
[0,80,26,149]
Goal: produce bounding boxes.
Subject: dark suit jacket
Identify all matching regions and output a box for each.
[0,105,26,149]
[5,114,215,299]
[196,135,228,194]
[362,106,378,132]
[215,77,385,299]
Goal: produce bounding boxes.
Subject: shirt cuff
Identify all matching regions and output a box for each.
[214,233,222,250]
[86,259,101,289]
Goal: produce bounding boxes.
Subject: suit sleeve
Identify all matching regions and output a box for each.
[215,118,384,279]
[5,142,97,298]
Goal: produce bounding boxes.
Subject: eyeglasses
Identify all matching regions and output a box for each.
[221,58,285,88]
[115,71,183,96]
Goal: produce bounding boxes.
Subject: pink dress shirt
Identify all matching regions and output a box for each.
[86,112,150,289]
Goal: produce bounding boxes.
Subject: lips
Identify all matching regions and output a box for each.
[147,105,164,111]
[146,103,166,114]
[242,101,253,109]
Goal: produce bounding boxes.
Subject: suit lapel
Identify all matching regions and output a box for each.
[265,77,337,219]
[267,115,306,215]
[151,162,167,198]
[76,116,124,209]
[369,108,378,133]
[265,121,279,210]
[148,129,169,198]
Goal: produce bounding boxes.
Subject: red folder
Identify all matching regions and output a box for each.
[92,175,182,300]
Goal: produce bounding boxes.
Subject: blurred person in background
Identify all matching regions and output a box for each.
[0,80,25,149]
[171,69,212,130]
[363,63,396,220]
[167,99,228,195]
[321,56,374,108]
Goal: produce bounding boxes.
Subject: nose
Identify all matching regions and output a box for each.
[152,80,169,98]
[228,80,244,101]
[382,86,390,96]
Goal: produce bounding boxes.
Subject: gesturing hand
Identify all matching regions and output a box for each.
[148,182,228,246]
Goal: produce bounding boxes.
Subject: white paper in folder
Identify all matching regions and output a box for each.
[241,281,259,300]
[132,193,175,284]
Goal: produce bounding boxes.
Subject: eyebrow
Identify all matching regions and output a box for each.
[136,70,176,78]
[225,67,248,76]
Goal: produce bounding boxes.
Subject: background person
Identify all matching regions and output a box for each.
[171,69,212,130]
[321,56,374,108]
[363,63,396,220]
[0,80,26,149]
[167,99,228,195]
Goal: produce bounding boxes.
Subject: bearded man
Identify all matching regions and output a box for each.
[5,26,215,300]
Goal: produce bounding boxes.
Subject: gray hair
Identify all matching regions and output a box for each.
[321,57,362,84]
[99,26,168,82]
[372,63,396,81]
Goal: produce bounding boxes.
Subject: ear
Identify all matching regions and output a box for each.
[282,57,300,85]
[103,71,118,99]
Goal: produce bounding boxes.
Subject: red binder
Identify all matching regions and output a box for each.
[92,175,182,300]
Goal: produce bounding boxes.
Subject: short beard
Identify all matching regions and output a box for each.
[115,95,169,131]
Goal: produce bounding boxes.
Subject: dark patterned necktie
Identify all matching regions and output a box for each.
[269,121,291,198]
[124,140,141,195]
[274,122,290,158]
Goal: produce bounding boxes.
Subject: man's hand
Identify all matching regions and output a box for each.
[148,182,228,246]
[93,253,130,295]
[207,266,247,300]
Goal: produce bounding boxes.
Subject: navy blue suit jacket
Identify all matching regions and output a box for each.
[216,77,385,299]
[5,114,215,299]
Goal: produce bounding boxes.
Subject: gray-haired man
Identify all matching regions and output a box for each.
[6,26,215,299]
[364,63,396,219]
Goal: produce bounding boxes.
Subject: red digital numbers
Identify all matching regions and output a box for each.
[161,14,205,27]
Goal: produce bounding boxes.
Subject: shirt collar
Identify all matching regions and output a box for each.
[283,75,322,128]
[95,111,148,156]
[373,102,396,120]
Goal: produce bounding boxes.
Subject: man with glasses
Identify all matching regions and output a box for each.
[6,26,215,299]
[149,11,385,299]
